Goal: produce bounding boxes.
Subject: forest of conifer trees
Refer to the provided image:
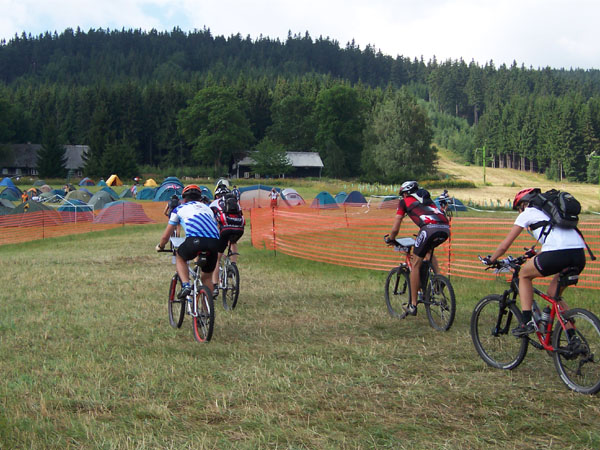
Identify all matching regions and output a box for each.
[1,27,599,182]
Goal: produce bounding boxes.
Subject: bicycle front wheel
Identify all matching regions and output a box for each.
[384,266,410,318]
[470,295,528,370]
[425,274,456,331]
[192,285,215,343]
[222,261,240,310]
[168,274,185,329]
[552,308,600,395]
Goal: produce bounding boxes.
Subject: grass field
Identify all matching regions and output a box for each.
[1,224,600,448]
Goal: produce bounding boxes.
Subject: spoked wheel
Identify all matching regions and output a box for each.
[552,308,600,395]
[192,285,215,343]
[221,261,240,311]
[470,295,528,370]
[168,274,185,329]
[384,267,410,318]
[424,274,456,331]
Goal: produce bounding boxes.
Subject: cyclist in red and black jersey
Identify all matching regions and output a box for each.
[385,181,450,316]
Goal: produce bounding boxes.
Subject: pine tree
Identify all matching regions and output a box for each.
[37,121,67,178]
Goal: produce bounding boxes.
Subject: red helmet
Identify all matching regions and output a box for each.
[182,184,202,199]
[513,188,540,210]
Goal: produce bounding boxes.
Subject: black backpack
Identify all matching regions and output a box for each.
[223,192,241,215]
[529,189,595,260]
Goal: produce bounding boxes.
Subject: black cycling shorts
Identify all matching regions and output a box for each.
[218,229,244,253]
[534,248,586,277]
[413,224,450,258]
[177,236,220,273]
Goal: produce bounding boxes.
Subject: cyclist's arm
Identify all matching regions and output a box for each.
[158,223,178,249]
[388,214,404,241]
[489,225,523,261]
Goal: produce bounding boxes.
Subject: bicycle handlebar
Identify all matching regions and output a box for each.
[479,247,536,271]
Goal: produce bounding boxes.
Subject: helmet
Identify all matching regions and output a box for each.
[214,184,230,198]
[182,184,202,199]
[513,188,540,210]
[400,181,418,195]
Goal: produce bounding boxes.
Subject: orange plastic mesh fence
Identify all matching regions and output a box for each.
[251,206,600,290]
[0,202,167,246]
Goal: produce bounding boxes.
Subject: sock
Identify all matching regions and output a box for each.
[522,310,532,323]
[182,282,190,288]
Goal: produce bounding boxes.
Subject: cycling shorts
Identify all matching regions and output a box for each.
[534,248,586,277]
[218,229,244,253]
[413,224,450,258]
[177,236,220,273]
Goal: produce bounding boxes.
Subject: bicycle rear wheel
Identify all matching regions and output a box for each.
[192,285,215,343]
[552,308,600,394]
[222,261,240,310]
[168,274,185,329]
[470,295,528,369]
[425,274,456,331]
[384,266,410,318]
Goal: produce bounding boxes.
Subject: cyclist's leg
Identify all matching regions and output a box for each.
[211,253,223,286]
[429,251,439,274]
[230,242,239,264]
[410,255,424,307]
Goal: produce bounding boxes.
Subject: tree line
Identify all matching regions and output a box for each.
[1,28,600,182]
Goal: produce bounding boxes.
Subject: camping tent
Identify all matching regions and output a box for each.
[88,190,114,210]
[39,192,62,203]
[0,198,15,211]
[0,187,21,201]
[154,183,183,202]
[106,174,123,186]
[310,191,338,209]
[199,186,213,200]
[33,180,46,187]
[137,187,156,200]
[26,187,41,198]
[79,177,95,186]
[434,197,468,212]
[58,199,93,212]
[239,185,279,209]
[39,184,52,193]
[65,189,92,203]
[281,188,305,207]
[100,186,119,200]
[378,196,399,209]
[144,178,158,187]
[97,179,107,186]
[161,176,183,188]
[119,186,134,198]
[343,190,367,206]
[94,201,154,224]
[0,177,17,189]
[334,192,348,204]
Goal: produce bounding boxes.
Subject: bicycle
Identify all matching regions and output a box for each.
[217,242,240,310]
[159,236,215,343]
[470,249,600,394]
[384,236,456,331]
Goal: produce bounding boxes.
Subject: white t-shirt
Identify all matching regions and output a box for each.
[514,207,585,252]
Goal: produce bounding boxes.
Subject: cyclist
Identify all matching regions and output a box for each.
[385,180,450,316]
[163,194,180,217]
[209,184,245,296]
[231,185,241,200]
[437,189,451,216]
[156,185,220,299]
[269,187,278,208]
[484,188,586,339]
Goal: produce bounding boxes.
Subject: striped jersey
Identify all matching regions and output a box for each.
[168,201,220,238]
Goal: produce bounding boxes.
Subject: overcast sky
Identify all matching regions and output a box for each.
[1,0,598,70]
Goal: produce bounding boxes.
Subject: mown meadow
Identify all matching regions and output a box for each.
[1,224,599,449]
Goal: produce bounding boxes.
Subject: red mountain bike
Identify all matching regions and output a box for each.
[470,249,600,394]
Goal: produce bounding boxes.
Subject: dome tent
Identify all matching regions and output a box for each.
[343,190,367,206]
[88,190,114,210]
[79,177,95,186]
[310,191,338,209]
[281,188,305,207]
[106,174,123,186]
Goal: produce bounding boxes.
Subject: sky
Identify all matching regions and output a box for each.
[0,0,599,70]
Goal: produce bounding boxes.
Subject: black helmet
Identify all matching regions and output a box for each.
[400,181,418,195]
[215,184,230,198]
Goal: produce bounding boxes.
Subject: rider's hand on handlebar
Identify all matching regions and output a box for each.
[155,244,164,252]
[481,255,494,266]
[384,234,393,245]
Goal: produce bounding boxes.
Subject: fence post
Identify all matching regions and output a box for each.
[271,205,277,256]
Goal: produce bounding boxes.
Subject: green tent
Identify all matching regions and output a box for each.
[66,189,92,203]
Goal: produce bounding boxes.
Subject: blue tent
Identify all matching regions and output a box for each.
[51,189,66,196]
[199,185,213,200]
[343,190,367,205]
[0,177,17,189]
[335,191,348,204]
[161,176,183,188]
[58,199,93,212]
[434,197,468,212]
[79,177,95,186]
[154,184,183,202]
[137,187,157,200]
[97,179,107,186]
[0,187,21,201]
[310,191,338,209]
[101,186,119,200]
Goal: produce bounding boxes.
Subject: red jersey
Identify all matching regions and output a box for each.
[397,195,449,228]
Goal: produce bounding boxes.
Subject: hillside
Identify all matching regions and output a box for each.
[436,148,600,212]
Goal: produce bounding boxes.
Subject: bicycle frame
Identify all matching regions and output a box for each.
[495,261,571,353]
[392,239,435,297]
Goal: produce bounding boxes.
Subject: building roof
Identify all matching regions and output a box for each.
[4,144,89,170]
[236,151,324,168]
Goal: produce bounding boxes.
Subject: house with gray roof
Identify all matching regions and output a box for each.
[1,144,89,177]
[234,151,324,178]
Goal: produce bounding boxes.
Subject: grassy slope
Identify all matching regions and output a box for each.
[1,226,599,448]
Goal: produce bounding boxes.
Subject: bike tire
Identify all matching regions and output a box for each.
[222,261,240,310]
[425,274,456,331]
[168,273,185,329]
[384,266,410,318]
[192,285,215,343]
[470,294,528,370]
[552,308,600,395]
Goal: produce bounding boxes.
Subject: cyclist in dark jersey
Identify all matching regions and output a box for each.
[385,181,450,316]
